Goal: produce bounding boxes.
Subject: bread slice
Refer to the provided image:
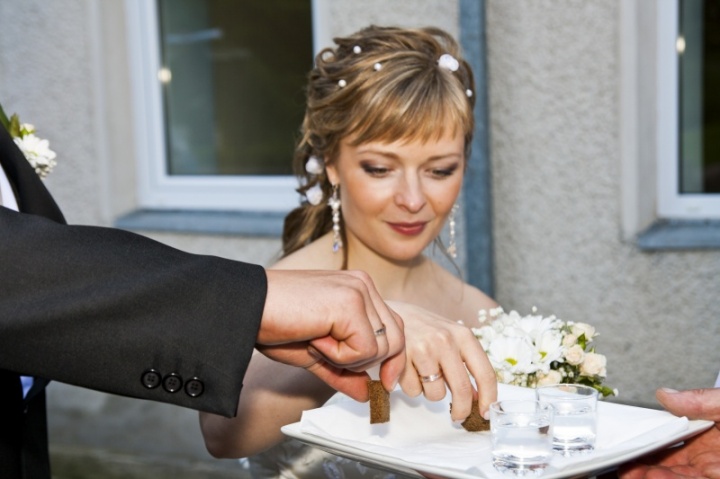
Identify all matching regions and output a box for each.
[460,399,490,431]
[368,379,390,423]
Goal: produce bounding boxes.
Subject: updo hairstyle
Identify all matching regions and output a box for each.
[282,25,476,259]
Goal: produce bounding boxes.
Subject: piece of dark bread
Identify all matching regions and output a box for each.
[368,379,390,424]
[459,399,490,432]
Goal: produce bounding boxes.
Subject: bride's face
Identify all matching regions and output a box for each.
[326,130,465,263]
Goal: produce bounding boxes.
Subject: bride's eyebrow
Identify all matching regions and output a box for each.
[355,148,399,159]
[355,148,463,162]
[426,153,463,162]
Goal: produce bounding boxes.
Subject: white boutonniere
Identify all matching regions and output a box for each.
[0,102,57,179]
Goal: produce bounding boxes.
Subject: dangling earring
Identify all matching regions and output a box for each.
[329,184,343,253]
[446,204,459,258]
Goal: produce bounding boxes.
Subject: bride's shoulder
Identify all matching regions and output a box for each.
[426,261,498,325]
[460,282,498,316]
[451,283,497,329]
[272,234,339,270]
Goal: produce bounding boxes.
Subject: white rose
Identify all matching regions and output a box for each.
[580,352,607,377]
[571,322,596,341]
[562,333,578,347]
[564,344,585,365]
[536,370,563,387]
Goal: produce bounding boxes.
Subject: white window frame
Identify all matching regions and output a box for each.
[125,0,326,212]
[657,0,720,219]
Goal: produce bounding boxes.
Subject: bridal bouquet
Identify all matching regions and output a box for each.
[0,102,57,178]
[472,307,617,398]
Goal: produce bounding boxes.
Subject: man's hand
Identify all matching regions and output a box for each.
[256,269,406,401]
[619,387,720,479]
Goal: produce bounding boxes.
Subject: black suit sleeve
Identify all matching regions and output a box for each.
[0,207,266,417]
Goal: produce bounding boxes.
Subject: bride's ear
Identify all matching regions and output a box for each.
[325,161,339,185]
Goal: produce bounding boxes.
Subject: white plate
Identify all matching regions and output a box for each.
[283,419,711,478]
[283,419,712,478]
[282,385,713,479]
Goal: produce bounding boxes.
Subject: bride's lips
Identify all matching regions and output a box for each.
[387,222,427,236]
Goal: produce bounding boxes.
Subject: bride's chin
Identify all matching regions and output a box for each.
[381,246,428,264]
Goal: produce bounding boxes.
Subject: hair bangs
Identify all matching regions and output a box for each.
[346,67,473,148]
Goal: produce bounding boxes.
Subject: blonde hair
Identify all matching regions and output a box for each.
[282,25,476,260]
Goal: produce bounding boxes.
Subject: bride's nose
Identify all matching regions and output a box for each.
[394,175,426,213]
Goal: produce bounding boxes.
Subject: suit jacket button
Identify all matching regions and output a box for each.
[185,378,204,398]
[141,370,162,389]
[162,373,183,393]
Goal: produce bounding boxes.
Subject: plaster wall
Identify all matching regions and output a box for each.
[485,0,720,406]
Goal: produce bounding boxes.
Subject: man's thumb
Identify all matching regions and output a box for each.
[656,387,720,422]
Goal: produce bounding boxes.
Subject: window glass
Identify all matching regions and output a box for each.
[157,0,311,176]
[678,0,720,193]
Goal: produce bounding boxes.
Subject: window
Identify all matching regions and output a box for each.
[125,0,313,211]
[657,0,720,218]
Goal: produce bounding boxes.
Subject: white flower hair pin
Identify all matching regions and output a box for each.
[305,155,324,175]
[438,53,460,72]
[303,155,326,206]
[305,183,324,206]
[0,102,57,179]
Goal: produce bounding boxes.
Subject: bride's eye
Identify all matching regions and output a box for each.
[430,164,460,178]
[361,163,390,177]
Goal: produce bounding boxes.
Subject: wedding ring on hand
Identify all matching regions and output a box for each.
[374,326,386,336]
[420,371,443,383]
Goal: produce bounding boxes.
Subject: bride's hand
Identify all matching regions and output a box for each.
[387,301,497,423]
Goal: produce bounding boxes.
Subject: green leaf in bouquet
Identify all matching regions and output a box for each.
[596,384,616,398]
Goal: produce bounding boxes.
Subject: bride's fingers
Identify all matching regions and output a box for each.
[409,333,485,420]
[417,365,449,403]
[462,333,497,419]
[440,356,476,421]
[398,361,424,397]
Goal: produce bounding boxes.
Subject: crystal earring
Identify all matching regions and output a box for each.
[446,204,459,258]
[329,184,343,253]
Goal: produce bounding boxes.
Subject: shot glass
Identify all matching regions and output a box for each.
[490,400,554,476]
[536,384,598,456]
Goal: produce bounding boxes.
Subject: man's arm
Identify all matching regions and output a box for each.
[0,207,265,417]
[0,208,406,415]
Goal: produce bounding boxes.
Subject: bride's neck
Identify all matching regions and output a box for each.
[345,240,427,301]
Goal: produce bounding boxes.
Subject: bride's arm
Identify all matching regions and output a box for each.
[199,351,335,458]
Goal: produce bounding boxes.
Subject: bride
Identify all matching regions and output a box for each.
[200,25,498,478]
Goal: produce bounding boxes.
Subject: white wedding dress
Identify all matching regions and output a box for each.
[246,394,415,479]
[247,439,413,479]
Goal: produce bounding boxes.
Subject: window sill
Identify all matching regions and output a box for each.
[114,209,286,237]
[636,219,720,251]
